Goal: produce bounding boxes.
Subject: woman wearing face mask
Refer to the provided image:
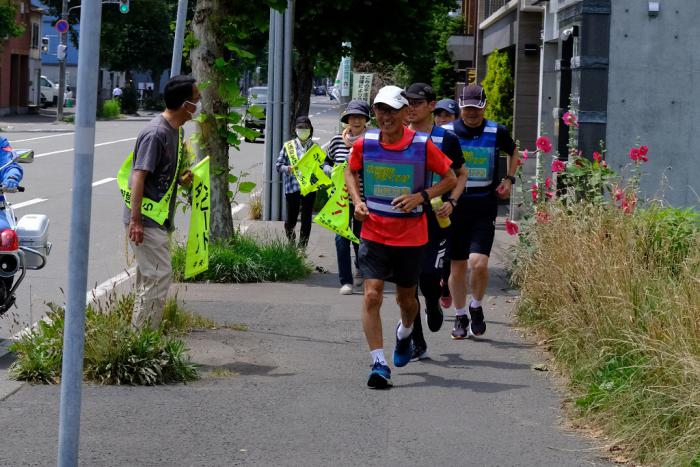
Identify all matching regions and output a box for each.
[322,100,370,295]
[275,116,319,248]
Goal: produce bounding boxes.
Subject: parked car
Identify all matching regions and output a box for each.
[243,86,267,142]
[40,76,58,107]
[313,85,326,96]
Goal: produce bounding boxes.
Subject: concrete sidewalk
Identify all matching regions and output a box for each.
[0,220,612,466]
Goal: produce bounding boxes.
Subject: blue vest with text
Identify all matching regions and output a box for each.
[425,125,447,187]
[443,120,497,198]
[362,129,428,218]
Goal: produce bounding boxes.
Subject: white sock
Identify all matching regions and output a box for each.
[455,307,468,316]
[396,321,413,340]
[470,298,482,309]
[371,349,387,366]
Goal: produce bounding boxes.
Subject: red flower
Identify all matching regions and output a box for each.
[639,145,649,156]
[505,218,519,236]
[613,187,624,203]
[551,159,566,173]
[531,184,538,202]
[629,147,641,161]
[546,191,554,199]
[536,136,552,153]
[562,111,579,128]
[522,149,529,160]
[545,177,551,190]
[593,151,602,162]
[535,210,550,224]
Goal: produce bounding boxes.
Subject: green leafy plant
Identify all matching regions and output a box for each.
[171,234,311,283]
[481,49,513,131]
[120,86,140,114]
[98,99,121,119]
[0,2,25,45]
[9,297,200,385]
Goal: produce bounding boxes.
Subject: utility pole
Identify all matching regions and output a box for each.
[56,0,103,464]
[56,0,68,122]
[170,0,188,77]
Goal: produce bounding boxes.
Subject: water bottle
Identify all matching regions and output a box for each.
[430,197,451,228]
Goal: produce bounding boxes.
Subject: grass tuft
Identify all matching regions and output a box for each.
[171,234,311,283]
[511,202,700,466]
[9,296,201,385]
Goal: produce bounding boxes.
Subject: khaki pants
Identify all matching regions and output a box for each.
[128,227,172,330]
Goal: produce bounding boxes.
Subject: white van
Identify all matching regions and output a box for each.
[40,76,58,107]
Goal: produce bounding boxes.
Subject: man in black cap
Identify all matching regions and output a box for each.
[434,98,459,127]
[443,84,519,339]
[405,82,467,360]
[275,115,322,247]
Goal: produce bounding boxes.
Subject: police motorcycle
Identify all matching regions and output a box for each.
[0,148,51,317]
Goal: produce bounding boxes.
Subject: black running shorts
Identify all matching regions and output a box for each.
[447,203,496,261]
[358,239,426,288]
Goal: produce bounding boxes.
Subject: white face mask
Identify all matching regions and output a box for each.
[296,128,311,141]
[185,100,202,119]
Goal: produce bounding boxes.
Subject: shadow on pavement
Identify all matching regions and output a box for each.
[420,353,530,370]
[196,361,295,378]
[396,371,528,392]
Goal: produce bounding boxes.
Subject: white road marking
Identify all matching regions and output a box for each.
[11,132,75,143]
[92,177,116,187]
[11,198,48,209]
[35,137,137,158]
[86,268,136,305]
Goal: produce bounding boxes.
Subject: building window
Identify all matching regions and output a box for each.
[30,23,39,49]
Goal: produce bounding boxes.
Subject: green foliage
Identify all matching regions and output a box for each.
[558,154,617,205]
[142,95,164,111]
[9,297,199,385]
[431,11,463,97]
[120,86,140,114]
[98,99,121,119]
[391,63,411,89]
[482,49,514,131]
[0,2,24,45]
[171,234,312,283]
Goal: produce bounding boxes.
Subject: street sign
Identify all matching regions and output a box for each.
[55,19,69,34]
[351,73,373,104]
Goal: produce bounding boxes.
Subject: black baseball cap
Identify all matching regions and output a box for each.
[459,85,487,108]
[404,83,437,102]
[341,100,370,123]
[434,99,458,116]
[295,115,313,128]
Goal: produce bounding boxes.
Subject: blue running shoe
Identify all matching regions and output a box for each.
[393,323,414,368]
[367,361,392,389]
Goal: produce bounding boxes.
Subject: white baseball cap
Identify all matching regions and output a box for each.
[373,85,408,110]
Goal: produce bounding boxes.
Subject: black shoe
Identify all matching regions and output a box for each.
[425,306,443,332]
[451,314,470,340]
[411,341,428,361]
[469,306,486,336]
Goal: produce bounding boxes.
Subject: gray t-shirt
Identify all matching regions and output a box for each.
[122,114,180,230]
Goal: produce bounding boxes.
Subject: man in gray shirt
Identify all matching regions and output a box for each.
[120,75,200,329]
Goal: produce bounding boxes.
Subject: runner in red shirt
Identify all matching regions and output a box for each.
[345,85,456,389]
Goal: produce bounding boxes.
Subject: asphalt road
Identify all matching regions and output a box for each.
[0,96,342,338]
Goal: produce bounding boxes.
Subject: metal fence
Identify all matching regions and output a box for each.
[480,0,509,21]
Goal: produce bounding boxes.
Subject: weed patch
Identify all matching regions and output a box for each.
[171,234,311,283]
[9,296,200,385]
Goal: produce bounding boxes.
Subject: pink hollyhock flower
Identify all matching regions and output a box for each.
[620,194,637,214]
[535,210,550,224]
[531,184,539,202]
[546,191,554,200]
[629,147,641,161]
[522,149,529,160]
[551,159,566,173]
[545,177,552,190]
[536,136,552,153]
[639,145,649,156]
[593,151,602,162]
[505,218,519,236]
[562,111,579,128]
[613,187,624,203]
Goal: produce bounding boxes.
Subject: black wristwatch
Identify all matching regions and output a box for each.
[421,190,430,203]
[447,198,457,208]
[504,175,516,184]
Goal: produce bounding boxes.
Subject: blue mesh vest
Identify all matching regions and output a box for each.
[443,120,497,198]
[424,125,447,187]
[362,129,428,218]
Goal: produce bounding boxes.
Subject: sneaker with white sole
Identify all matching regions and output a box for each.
[339,284,353,295]
[353,271,364,288]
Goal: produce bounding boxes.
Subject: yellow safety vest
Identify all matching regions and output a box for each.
[117,128,184,225]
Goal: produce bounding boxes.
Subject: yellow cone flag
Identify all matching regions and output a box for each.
[185,157,210,278]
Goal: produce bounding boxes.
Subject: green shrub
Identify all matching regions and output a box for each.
[511,203,700,466]
[482,49,513,131]
[98,99,121,119]
[142,94,164,111]
[9,296,199,385]
[120,86,140,114]
[172,234,311,283]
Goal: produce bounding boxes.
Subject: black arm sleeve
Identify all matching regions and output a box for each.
[441,131,464,170]
[496,125,517,156]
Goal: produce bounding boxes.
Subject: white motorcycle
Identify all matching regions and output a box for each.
[0,149,51,316]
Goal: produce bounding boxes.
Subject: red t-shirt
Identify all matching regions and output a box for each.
[348,128,452,246]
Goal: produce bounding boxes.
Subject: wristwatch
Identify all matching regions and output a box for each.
[504,175,516,184]
[447,198,457,208]
[421,190,430,203]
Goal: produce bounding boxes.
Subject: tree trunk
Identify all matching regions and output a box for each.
[191,0,234,240]
[292,51,314,128]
